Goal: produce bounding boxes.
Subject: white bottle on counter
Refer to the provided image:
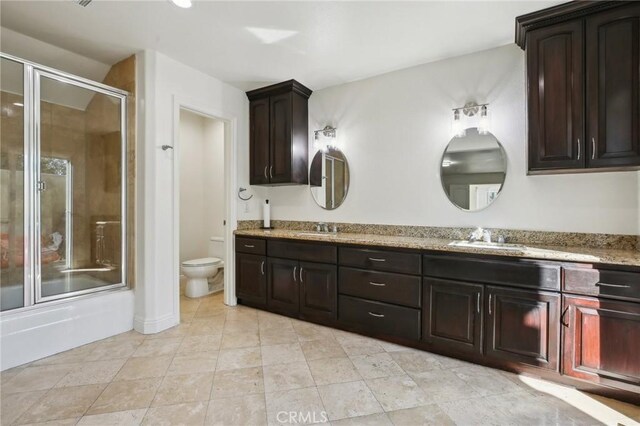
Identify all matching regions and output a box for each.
[263,199,271,229]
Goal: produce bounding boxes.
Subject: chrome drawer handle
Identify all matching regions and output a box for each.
[596,283,631,289]
[264,166,268,179]
[261,261,265,275]
[368,312,385,318]
[577,138,581,160]
[244,244,255,248]
[300,267,304,283]
[592,137,596,160]
[368,257,386,262]
[369,282,386,287]
[293,266,297,282]
[269,165,273,179]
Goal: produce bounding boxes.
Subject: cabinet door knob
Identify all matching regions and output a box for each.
[368,312,385,318]
[293,266,297,282]
[577,138,581,160]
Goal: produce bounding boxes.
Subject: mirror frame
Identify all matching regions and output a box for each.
[309,147,350,210]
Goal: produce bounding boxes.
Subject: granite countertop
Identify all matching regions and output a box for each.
[234,228,640,268]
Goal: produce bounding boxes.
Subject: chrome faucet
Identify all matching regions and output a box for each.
[315,222,329,233]
[468,227,492,243]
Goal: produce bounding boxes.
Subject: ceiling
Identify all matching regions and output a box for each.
[0,1,562,92]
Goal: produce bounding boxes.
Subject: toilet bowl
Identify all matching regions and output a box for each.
[181,257,223,298]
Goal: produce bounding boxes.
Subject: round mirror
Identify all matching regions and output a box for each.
[440,127,507,211]
[309,148,350,210]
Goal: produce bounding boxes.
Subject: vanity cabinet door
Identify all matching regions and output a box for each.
[423,278,484,355]
[586,3,640,168]
[249,98,270,185]
[485,287,560,371]
[562,295,640,390]
[299,262,337,322]
[267,257,300,315]
[236,253,267,306]
[527,20,585,172]
[269,92,293,184]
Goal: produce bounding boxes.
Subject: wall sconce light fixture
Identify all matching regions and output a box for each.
[451,102,491,137]
[314,125,338,152]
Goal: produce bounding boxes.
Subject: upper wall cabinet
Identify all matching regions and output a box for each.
[517,2,640,174]
[246,80,312,185]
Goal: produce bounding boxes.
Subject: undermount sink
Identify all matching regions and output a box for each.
[449,240,527,251]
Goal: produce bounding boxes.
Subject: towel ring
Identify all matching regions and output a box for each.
[238,187,253,201]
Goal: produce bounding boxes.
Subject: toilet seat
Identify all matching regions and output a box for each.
[182,257,222,267]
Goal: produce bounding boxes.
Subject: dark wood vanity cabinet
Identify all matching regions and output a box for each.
[266,257,300,315]
[236,253,267,306]
[423,278,484,355]
[484,286,560,370]
[562,295,640,390]
[517,2,640,173]
[246,80,312,185]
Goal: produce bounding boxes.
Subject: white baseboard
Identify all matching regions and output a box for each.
[133,312,178,334]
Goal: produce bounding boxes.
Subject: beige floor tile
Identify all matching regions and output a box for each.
[293,323,336,342]
[301,339,347,361]
[263,362,315,393]
[55,359,126,388]
[261,343,305,366]
[224,319,259,333]
[205,394,266,426]
[259,328,298,346]
[101,331,146,344]
[388,350,441,377]
[307,357,362,386]
[365,375,429,412]
[87,378,162,415]
[258,315,293,333]
[331,413,392,426]
[188,319,225,336]
[337,337,385,357]
[386,404,455,425]
[77,409,147,425]
[114,356,173,381]
[152,373,214,407]
[216,347,262,371]
[1,390,47,425]
[211,366,264,399]
[195,305,228,319]
[220,331,260,349]
[224,308,258,322]
[132,338,183,358]
[437,395,514,425]
[265,387,326,426]
[177,335,222,354]
[142,401,207,426]
[350,353,405,380]
[145,324,192,340]
[167,352,218,376]
[412,369,481,403]
[451,365,526,397]
[377,341,409,353]
[180,299,201,314]
[30,344,98,367]
[3,365,73,394]
[18,384,106,424]
[19,417,80,425]
[85,339,142,361]
[180,312,196,324]
[317,380,383,421]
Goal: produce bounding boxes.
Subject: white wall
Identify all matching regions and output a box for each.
[265,45,639,235]
[178,110,225,263]
[136,50,250,333]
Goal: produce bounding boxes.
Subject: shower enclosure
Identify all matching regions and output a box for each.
[1,53,128,312]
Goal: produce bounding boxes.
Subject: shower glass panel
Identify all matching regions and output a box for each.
[0,58,26,311]
[36,73,125,301]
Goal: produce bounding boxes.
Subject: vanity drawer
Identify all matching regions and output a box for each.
[339,267,421,308]
[339,295,420,340]
[564,266,640,303]
[339,247,421,275]
[423,254,561,291]
[236,237,266,255]
[268,240,337,263]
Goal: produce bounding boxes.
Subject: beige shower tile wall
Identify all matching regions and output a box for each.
[236,220,638,251]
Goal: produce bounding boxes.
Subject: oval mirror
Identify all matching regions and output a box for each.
[440,127,507,211]
[309,148,350,210]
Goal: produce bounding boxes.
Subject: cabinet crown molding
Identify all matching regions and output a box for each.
[515,0,625,49]
[246,79,313,101]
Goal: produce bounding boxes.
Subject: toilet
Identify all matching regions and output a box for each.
[181,237,225,298]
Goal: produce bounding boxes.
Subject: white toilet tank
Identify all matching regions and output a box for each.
[209,236,225,261]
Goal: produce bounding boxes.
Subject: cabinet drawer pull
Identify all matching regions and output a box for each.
[591,137,596,160]
[244,244,255,248]
[476,293,480,314]
[561,306,569,327]
[368,312,385,318]
[269,165,273,179]
[488,294,492,315]
[577,138,581,160]
[369,282,386,287]
[596,282,631,289]
[293,266,297,282]
[368,257,386,262]
[261,261,265,276]
[264,166,268,179]
[300,267,304,283]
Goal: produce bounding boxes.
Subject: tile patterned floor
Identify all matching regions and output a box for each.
[2,289,640,426]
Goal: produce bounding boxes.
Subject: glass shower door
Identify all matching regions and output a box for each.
[35,71,126,301]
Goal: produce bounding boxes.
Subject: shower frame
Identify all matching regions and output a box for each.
[0,52,129,308]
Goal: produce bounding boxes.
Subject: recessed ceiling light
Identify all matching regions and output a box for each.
[170,0,192,8]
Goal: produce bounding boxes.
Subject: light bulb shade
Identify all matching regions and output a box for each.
[451,109,466,138]
[478,105,491,135]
